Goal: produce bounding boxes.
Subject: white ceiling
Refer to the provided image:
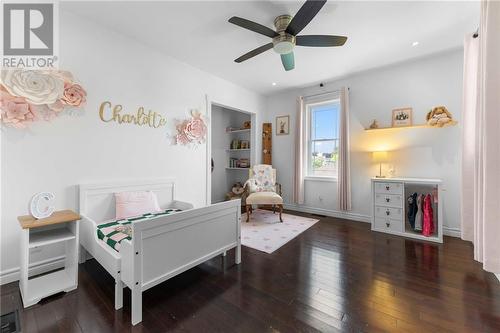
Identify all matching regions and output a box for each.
[63,1,479,95]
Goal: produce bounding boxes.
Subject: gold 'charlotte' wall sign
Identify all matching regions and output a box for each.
[99,101,167,128]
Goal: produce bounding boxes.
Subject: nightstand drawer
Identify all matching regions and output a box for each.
[374,193,403,208]
[374,182,403,195]
[375,206,403,220]
[374,217,403,233]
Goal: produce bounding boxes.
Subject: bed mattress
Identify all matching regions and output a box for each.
[97,209,181,252]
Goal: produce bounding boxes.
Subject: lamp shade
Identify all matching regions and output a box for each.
[372,151,388,163]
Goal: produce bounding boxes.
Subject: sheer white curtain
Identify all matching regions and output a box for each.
[293,96,305,204]
[338,87,351,211]
[461,0,500,273]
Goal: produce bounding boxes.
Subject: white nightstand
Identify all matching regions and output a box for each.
[18,210,81,307]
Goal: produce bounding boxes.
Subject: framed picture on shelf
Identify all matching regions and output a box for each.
[391,108,413,127]
[240,140,250,149]
[276,115,290,135]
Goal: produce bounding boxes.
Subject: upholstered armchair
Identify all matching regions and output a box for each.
[243,164,283,222]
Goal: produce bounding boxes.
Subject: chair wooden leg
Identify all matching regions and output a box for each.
[279,205,283,222]
[273,205,276,214]
[246,205,250,222]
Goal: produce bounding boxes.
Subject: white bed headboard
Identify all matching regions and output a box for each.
[79,178,175,222]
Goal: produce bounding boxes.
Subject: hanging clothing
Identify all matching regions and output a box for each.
[415,194,423,231]
[407,192,418,229]
[423,194,435,237]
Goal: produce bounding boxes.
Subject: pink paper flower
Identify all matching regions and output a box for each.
[0,86,37,128]
[31,104,58,121]
[184,117,207,143]
[61,83,86,107]
[175,111,207,145]
[176,121,191,145]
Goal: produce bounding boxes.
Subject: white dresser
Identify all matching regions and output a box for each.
[371,178,443,243]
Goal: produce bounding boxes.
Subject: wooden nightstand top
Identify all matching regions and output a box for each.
[18,210,81,229]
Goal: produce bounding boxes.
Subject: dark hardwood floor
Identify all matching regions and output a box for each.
[2,211,500,332]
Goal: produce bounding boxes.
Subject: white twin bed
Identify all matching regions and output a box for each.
[78,178,241,325]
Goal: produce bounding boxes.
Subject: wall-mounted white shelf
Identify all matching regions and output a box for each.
[226,128,251,134]
[226,149,250,152]
[226,167,250,170]
[365,122,457,132]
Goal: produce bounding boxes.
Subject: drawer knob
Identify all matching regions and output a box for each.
[386,210,390,216]
[385,198,390,203]
[385,186,390,191]
[386,222,391,227]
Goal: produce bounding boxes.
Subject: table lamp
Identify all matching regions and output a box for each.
[373,151,388,178]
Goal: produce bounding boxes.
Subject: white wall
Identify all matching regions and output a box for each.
[0,10,265,282]
[266,49,463,235]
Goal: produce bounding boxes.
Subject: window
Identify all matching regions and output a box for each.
[307,99,340,178]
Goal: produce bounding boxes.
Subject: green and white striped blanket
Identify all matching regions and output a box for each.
[97,209,181,252]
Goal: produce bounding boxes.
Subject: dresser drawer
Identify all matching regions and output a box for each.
[374,217,403,233]
[374,206,403,220]
[374,193,403,208]
[374,182,403,195]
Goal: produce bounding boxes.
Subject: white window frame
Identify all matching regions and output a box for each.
[304,98,340,181]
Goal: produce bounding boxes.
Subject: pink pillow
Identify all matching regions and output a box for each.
[115,191,161,220]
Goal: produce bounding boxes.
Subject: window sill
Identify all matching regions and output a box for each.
[304,176,338,183]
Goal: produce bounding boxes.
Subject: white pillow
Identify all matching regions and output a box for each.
[115,191,161,220]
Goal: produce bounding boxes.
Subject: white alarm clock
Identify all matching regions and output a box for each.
[29,192,55,219]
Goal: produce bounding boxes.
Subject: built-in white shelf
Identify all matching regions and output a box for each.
[226,149,250,152]
[226,129,251,134]
[29,228,75,248]
[226,167,250,170]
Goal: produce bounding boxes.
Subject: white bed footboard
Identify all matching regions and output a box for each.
[121,199,241,325]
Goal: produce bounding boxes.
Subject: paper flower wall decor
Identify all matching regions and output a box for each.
[0,69,87,129]
[174,109,208,146]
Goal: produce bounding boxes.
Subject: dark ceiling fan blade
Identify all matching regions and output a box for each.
[285,0,327,36]
[281,52,295,71]
[235,43,274,63]
[229,17,279,38]
[296,35,347,47]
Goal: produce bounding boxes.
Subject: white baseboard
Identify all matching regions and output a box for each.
[443,226,461,238]
[284,204,461,238]
[0,255,66,286]
[284,204,371,223]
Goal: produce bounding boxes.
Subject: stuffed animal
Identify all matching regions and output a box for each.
[231,182,245,195]
[225,182,245,201]
[426,106,455,127]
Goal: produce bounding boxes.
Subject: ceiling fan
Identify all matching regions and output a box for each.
[228,0,347,71]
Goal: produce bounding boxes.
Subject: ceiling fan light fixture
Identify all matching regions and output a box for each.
[273,34,296,54]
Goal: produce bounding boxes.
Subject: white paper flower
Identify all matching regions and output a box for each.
[0,70,64,105]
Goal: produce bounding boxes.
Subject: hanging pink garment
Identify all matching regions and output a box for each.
[423,194,434,237]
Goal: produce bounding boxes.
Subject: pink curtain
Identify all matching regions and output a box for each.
[338,87,351,211]
[293,96,305,204]
[461,0,500,273]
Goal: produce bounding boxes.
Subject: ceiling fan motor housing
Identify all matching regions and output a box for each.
[273,15,295,54]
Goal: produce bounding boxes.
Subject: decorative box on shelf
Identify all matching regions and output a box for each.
[371,178,443,243]
[18,210,81,307]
